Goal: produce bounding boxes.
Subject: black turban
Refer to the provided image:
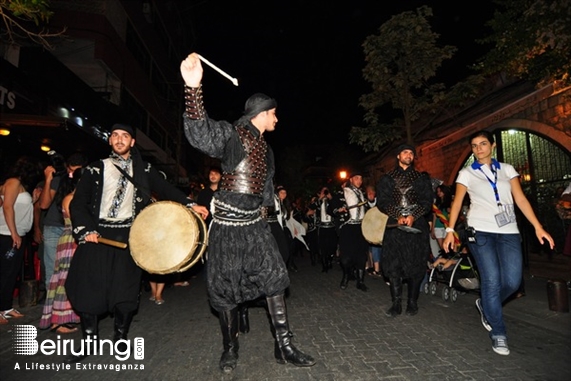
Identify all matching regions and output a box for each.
[110,123,136,138]
[243,93,277,119]
[396,143,416,156]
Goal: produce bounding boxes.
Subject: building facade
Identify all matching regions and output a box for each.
[0,0,205,185]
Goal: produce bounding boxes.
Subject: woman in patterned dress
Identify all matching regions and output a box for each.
[39,169,82,333]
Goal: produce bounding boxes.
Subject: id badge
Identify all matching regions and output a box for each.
[495,212,510,227]
[503,204,516,223]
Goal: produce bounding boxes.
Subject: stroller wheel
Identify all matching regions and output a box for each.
[429,282,437,296]
[423,282,429,295]
[450,288,459,303]
[442,286,450,302]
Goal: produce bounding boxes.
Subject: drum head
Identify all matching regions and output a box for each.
[129,201,206,274]
[361,208,389,245]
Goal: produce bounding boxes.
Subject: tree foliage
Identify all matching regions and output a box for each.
[476,0,571,87]
[0,0,66,49]
[349,6,456,152]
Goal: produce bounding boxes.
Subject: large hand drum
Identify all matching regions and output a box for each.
[361,207,389,245]
[129,201,208,274]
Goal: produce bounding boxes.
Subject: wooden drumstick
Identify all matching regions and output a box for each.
[98,237,128,249]
[197,54,239,86]
[347,200,368,210]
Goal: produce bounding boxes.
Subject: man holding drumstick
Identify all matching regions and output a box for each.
[66,124,208,363]
[180,52,316,373]
[375,144,433,317]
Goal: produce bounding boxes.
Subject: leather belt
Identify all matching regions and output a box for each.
[220,174,264,195]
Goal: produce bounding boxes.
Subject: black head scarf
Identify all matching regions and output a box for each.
[236,93,277,125]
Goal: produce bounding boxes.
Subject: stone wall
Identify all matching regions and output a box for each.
[367,84,571,187]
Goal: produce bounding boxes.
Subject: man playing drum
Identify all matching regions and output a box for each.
[180,52,316,373]
[65,124,208,363]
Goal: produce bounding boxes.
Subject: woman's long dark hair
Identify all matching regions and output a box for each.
[1,156,42,193]
[435,184,452,210]
[54,168,83,210]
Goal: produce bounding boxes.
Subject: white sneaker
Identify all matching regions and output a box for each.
[492,337,510,355]
[475,299,492,332]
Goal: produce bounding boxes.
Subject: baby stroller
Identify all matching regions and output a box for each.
[423,248,480,303]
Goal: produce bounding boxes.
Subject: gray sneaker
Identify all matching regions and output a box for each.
[492,336,510,355]
[475,298,492,332]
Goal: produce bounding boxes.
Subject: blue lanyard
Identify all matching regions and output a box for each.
[472,159,502,207]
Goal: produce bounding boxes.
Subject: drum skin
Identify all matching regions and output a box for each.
[129,201,208,274]
[361,207,389,245]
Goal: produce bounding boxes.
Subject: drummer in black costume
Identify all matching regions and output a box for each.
[375,144,433,317]
[302,193,320,266]
[180,52,315,373]
[315,186,337,272]
[66,124,208,363]
[235,185,290,335]
[335,171,369,291]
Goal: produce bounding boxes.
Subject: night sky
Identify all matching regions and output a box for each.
[180,1,496,155]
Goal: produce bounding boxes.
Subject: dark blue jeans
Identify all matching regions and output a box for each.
[468,231,522,338]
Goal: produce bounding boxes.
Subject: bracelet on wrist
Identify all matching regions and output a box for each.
[445,227,455,233]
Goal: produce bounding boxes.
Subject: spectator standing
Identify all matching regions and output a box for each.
[38,152,88,292]
[0,156,41,323]
[365,184,383,278]
[431,184,453,250]
[39,168,82,333]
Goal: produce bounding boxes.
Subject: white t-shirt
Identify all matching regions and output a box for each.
[456,161,520,234]
[0,191,34,236]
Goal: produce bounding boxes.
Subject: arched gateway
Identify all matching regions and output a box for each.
[367,81,571,256]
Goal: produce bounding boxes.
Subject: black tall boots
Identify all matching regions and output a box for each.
[113,306,135,352]
[218,308,239,373]
[321,253,331,273]
[385,277,403,317]
[266,294,316,367]
[238,305,250,334]
[340,265,349,290]
[66,313,99,363]
[356,269,368,292]
[406,276,423,316]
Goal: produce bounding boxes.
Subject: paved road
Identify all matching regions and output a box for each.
[1,255,570,381]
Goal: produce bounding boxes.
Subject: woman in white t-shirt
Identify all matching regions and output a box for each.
[443,130,554,356]
[0,156,41,324]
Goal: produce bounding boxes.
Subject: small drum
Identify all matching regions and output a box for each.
[361,207,389,245]
[129,201,208,274]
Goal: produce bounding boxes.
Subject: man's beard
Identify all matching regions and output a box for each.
[113,145,130,156]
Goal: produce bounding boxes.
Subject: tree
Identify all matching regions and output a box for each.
[349,6,456,152]
[0,0,65,49]
[476,0,571,87]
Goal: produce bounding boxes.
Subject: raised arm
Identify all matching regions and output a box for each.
[180,53,203,88]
